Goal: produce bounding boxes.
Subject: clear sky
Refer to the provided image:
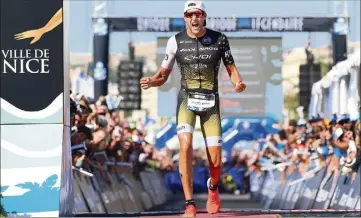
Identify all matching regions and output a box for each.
[69,0,360,53]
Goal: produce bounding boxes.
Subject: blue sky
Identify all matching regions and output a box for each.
[69,0,360,53]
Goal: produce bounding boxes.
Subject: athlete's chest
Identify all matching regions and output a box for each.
[175,38,221,64]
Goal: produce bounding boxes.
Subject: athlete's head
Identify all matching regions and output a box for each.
[183,1,207,35]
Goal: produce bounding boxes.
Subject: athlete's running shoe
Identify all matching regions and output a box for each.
[206,178,221,214]
[182,204,196,217]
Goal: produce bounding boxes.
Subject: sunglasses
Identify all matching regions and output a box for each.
[184,11,204,18]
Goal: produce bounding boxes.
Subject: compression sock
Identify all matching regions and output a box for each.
[209,181,219,191]
[185,199,195,207]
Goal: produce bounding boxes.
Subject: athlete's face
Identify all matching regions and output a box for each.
[184,9,206,35]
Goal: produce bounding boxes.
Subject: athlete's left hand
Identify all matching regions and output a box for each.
[235,81,246,93]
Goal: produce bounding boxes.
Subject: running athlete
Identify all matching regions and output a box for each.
[140,1,246,217]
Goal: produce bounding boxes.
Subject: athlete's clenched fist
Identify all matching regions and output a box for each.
[235,81,246,93]
[140,77,151,90]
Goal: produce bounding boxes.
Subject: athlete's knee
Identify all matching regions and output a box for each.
[206,144,222,169]
[177,130,193,154]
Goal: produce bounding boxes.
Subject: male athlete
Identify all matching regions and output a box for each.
[140,1,246,217]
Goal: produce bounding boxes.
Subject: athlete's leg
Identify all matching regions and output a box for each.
[201,109,222,187]
[176,90,197,217]
[199,104,222,214]
[178,132,195,200]
[204,139,222,186]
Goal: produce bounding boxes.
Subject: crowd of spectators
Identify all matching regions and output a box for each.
[70,92,177,181]
[157,113,361,195]
[237,113,361,188]
[70,91,360,195]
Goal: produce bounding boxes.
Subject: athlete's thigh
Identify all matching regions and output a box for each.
[176,90,196,134]
[199,103,222,147]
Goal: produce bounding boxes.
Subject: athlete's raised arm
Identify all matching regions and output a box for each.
[140,36,177,90]
[220,33,246,93]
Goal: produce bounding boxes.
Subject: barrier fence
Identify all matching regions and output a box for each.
[250,161,361,210]
[69,147,361,216]
[73,162,360,214]
[72,165,171,214]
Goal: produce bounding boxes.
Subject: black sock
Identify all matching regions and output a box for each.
[185,199,195,207]
[209,181,219,191]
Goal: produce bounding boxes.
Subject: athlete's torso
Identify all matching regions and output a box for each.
[162,28,234,93]
[175,29,223,92]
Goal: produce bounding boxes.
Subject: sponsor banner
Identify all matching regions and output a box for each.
[329,168,360,209]
[259,172,274,204]
[72,174,89,213]
[73,171,106,213]
[312,169,340,209]
[91,169,123,212]
[348,168,361,209]
[102,17,348,33]
[0,124,63,216]
[356,199,360,210]
[249,172,266,202]
[263,170,283,209]
[0,0,68,216]
[257,166,360,210]
[282,171,305,209]
[269,173,289,209]
[279,171,298,209]
[72,167,172,214]
[1,0,64,125]
[329,173,352,209]
[294,167,327,209]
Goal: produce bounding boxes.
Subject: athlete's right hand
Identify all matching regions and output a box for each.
[235,81,246,93]
[140,77,152,90]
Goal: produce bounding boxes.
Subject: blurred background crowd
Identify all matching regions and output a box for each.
[70,90,361,195]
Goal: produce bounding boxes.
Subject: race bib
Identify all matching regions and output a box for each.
[187,92,215,112]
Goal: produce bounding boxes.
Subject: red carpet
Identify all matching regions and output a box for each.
[141,211,282,218]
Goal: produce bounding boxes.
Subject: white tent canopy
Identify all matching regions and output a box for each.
[309,48,360,120]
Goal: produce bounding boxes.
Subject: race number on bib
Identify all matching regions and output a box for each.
[187,92,215,112]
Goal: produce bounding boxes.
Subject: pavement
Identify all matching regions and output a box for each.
[74,193,361,217]
[144,193,280,217]
[149,193,262,212]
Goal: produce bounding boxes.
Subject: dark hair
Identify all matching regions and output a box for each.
[70,98,77,116]
[77,125,93,140]
[289,119,298,127]
[278,130,287,140]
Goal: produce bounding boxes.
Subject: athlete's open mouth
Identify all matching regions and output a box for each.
[192,22,199,27]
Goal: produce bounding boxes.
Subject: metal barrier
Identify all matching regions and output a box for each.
[72,166,171,214]
[250,163,361,210]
